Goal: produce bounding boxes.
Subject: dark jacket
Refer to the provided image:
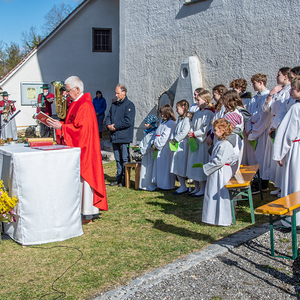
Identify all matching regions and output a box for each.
[105,96,135,143]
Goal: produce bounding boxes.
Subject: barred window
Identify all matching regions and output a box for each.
[93,28,112,52]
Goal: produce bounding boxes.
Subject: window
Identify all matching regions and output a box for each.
[93,28,112,52]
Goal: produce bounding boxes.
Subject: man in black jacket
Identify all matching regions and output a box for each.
[106,84,136,186]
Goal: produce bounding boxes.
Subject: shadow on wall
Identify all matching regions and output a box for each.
[135,79,178,143]
[176,0,223,19]
[135,105,158,143]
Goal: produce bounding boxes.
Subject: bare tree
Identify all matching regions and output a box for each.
[43,2,74,35]
[21,26,43,55]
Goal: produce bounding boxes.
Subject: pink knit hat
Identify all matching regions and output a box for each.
[224,112,242,128]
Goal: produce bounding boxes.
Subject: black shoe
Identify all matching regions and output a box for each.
[191,193,204,198]
[172,189,188,195]
[110,180,119,186]
[118,179,125,187]
[251,185,260,195]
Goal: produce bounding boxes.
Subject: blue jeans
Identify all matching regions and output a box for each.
[112,143,130,182]
[96,114,105,132]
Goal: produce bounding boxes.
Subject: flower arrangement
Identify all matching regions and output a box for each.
[0,180,18,223]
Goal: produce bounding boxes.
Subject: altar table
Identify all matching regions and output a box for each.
[0,144,83,245]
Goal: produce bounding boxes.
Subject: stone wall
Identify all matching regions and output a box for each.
[122,0,300,141]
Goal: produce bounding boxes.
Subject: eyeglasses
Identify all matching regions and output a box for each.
[66,87,76,93]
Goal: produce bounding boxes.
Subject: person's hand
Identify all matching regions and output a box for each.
[268,128,275,137]
[96,113,99,116]
[277,160,283,167]
[270,85,282,96]
[206,135,213,146]
[46,98,54,103]
[247,132,255,141]
[46,119,62,130]
[2,109,7,114]
[107,124,116,131]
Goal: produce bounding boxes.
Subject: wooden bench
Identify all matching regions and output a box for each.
[255,191,300,260]
[125,162,141,189]
[225,164,261,225]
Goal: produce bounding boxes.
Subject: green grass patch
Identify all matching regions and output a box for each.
[0,161,272,299]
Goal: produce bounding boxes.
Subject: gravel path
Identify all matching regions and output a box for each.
[96,224,300,300]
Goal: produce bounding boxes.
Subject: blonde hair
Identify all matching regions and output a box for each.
[176,100,189,118]
[197,90,214,109]
[213,118,234,140]
[291,76,300,91]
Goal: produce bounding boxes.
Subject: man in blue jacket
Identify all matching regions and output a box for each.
[106,84,136,186]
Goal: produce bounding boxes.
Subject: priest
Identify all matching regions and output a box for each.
[47,76,108,224]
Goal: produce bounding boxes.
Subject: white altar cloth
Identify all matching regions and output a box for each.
[0,144,83,245]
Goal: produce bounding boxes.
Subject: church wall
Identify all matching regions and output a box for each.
[123,0,300,141]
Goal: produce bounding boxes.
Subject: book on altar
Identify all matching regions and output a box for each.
[31,145,73,151]
[33,112,55,127]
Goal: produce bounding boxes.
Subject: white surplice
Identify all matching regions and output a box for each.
[152,119,176,189]
[139,129,157,191]
[186,108,214,181]
[170,116,190,177]
[202,136,239,226]
[273,101,300,226]
[262,84,291,187]
[246,89,271,179]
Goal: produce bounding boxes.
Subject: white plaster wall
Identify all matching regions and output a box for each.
[1,0,119,129]
[123,0,300,141]
[0,53,43,127]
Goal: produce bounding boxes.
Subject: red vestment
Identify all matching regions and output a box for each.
[56,93,108,211]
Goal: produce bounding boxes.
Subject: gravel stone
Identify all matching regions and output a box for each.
[96,223,300,300]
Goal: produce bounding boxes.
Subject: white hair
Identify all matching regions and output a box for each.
[65,76,84,93]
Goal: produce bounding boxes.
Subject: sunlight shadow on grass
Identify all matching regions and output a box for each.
[146,219,215,243]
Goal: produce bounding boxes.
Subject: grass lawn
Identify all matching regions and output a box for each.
[0,160,273,299]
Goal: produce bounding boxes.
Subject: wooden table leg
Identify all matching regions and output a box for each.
[125,166,131,188]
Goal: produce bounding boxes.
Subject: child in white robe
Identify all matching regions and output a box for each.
[206,85,228,148]
[229,78,252,165]
[152,104,176,190]
[202,118,240,226]
[275,66,300,125]
[170,100,191,195]
[188,88,204,113]
[222,90,246,169]
[273,76,300,227]
[139,115,158,191]
[186,90,215,197]
[246,73,271,192]
[262,67,291,197]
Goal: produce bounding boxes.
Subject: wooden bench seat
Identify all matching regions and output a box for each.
[255,191,300,260]
[225,164,261,225]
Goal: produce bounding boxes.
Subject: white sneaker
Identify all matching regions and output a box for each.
[270,188,281,195]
